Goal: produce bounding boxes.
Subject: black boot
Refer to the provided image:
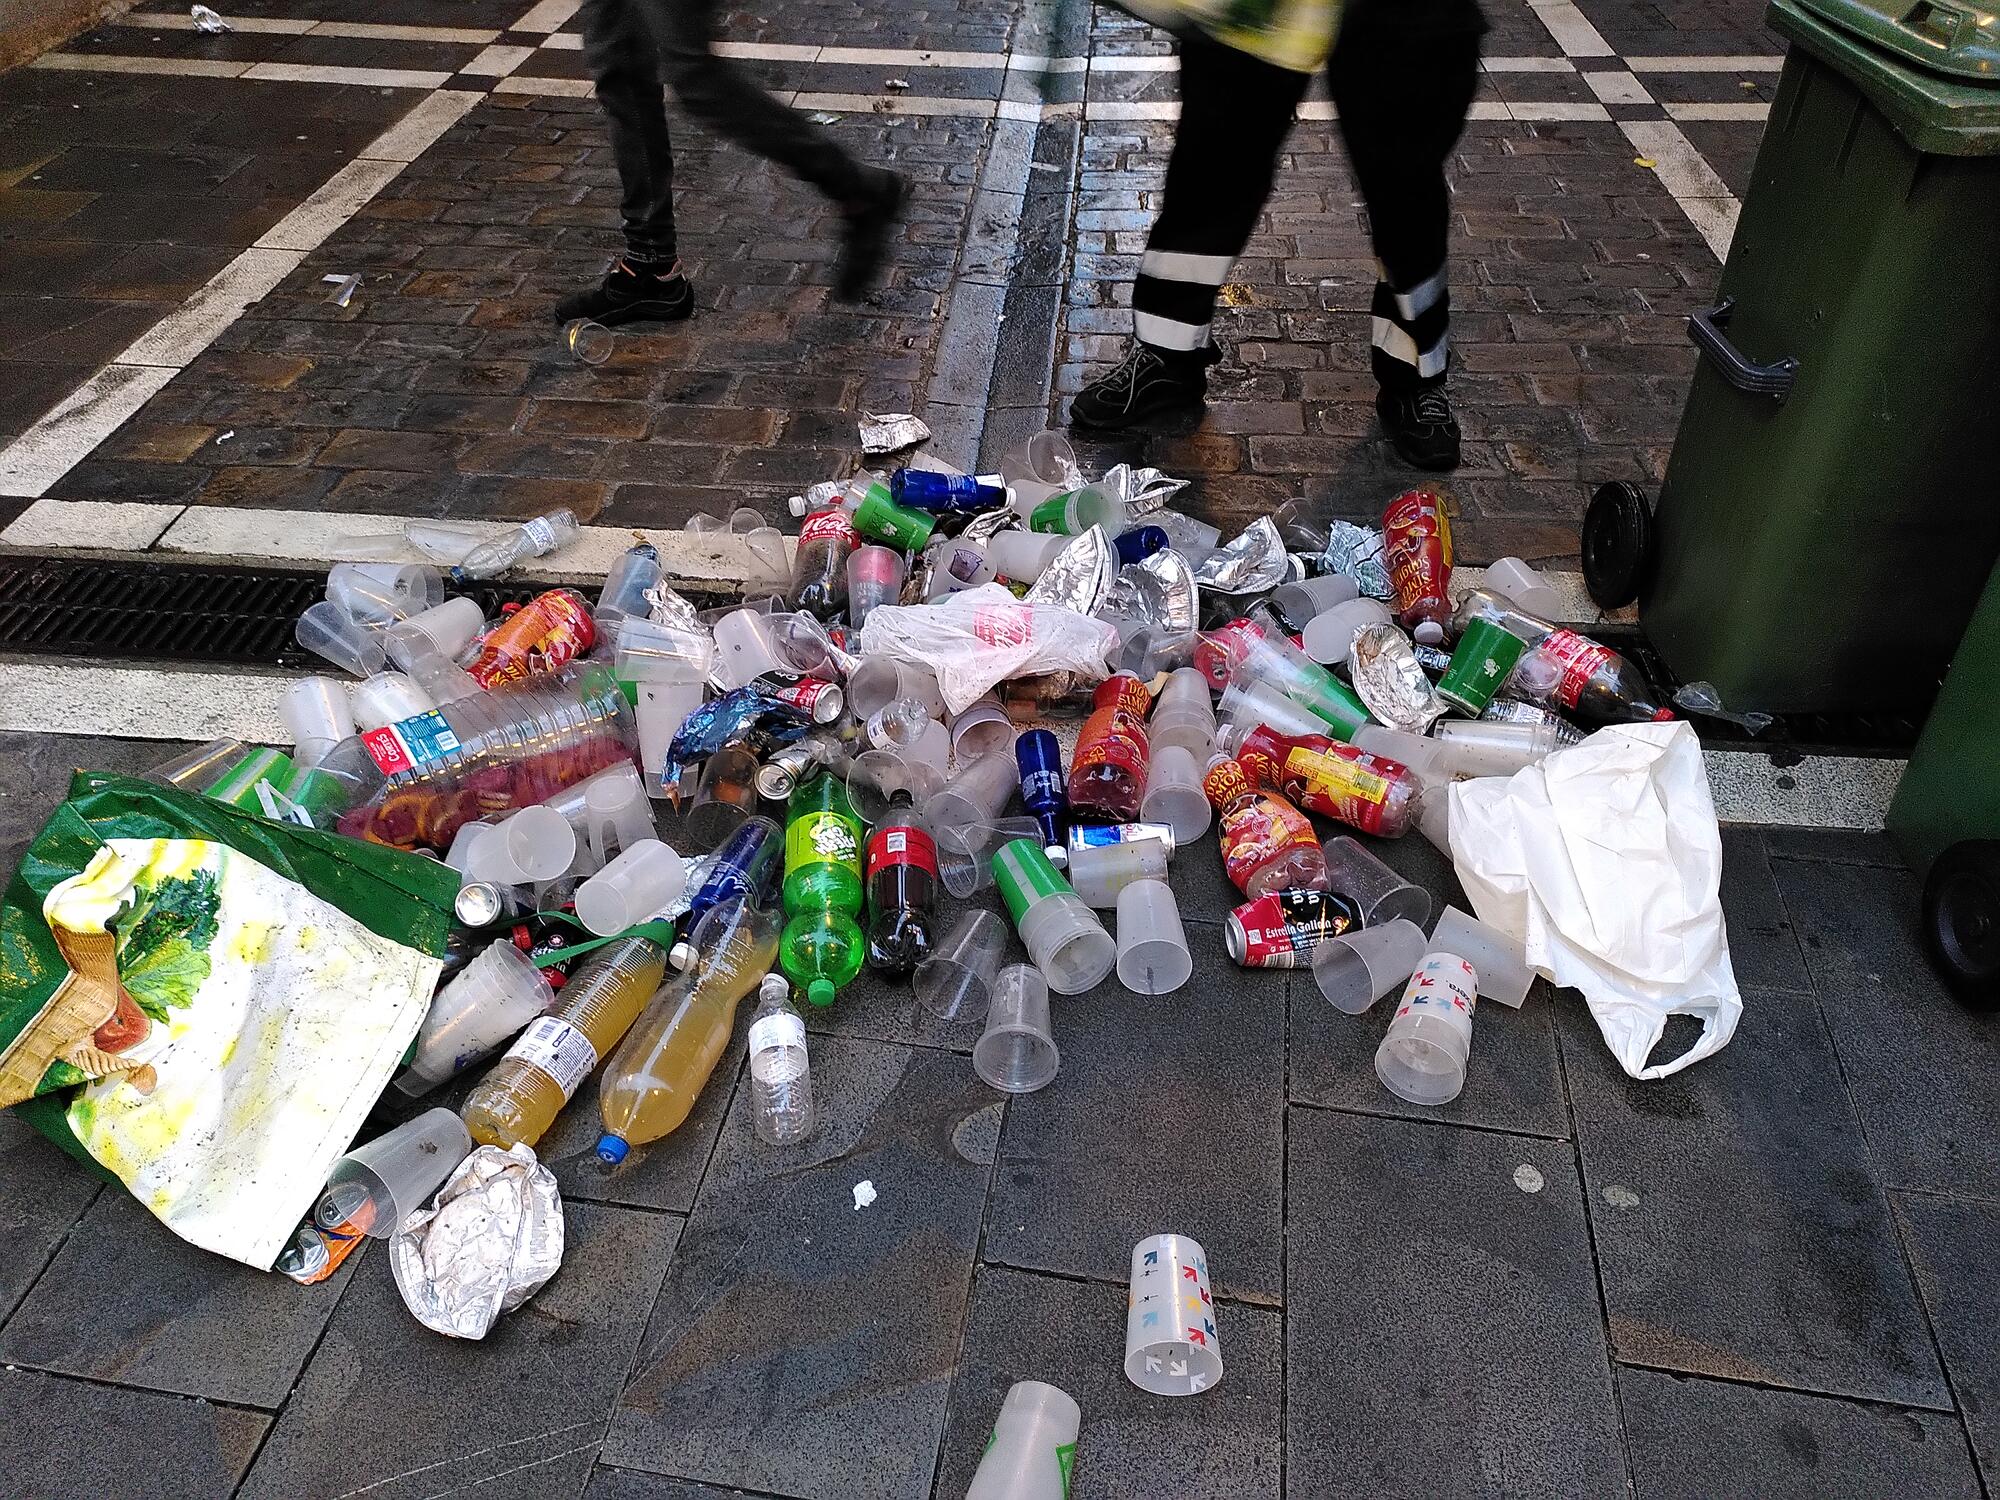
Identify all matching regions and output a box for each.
[553,257,694,328]
[1068,342,1222,429]
[834,170,909,301]
[1377,383,1461,471]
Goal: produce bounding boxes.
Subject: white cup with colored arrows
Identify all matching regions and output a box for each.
[1124,1233,1223,1396]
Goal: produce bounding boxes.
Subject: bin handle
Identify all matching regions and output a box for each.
[1687,298,1798,403]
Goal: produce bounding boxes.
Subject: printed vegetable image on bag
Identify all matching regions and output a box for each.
[0,773,459,1270]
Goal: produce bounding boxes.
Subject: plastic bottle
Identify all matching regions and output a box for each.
[461,929,672,1150]
[1452,588,1674,724]
[1382,489,1453,644]
[466,588,597,689]
[597,541,662,636]
[1067,673,1151,822]
[690,814,783,922]
[864,793,939,976]
[1221,722,1420,838]
[590,898,780,1163]
[798,473,938,551]
[747,973,815,1145]
[864,697,933,750]
[890,469,1008,511]
[1015,729,1067,854]
[790,508,858,622]
[1112,525,1169,566]
[1203,755,1330,898]
[778,773,867,1007]
[449,508,582,582]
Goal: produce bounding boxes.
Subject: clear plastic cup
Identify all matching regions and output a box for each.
[928,751,1022,852]
[326,562,442,624]
[1311,918,1429,1015]
[949,696,1017,761]
[581,761,656,864]
[1217,677,1331,739]
[940,815,1044,899]
[566,317,614,364]
[847,747,946,829]
[846,545,906,627]
[1301,598,1394,667]
[1140,745,1212,844]
[1066,832,1170,908]
[575,838,687,935]
[1481,556,1564,620]
[906,718,952,777]
[389,595,484,659]
[973,964,1060,1093]
[349,671,435,731]
[616,617,716,684]
[985,529,1068,582]
[1126,1233,1222,1395]
[687,745,761,851]
[633,678,705,794]
[1322,836,1433,929]
[848,657,946,719]
[1116,878,1192,995]
[1430,720,1564,779]
[143,737,247,793]
[1376,951,1479,1105]
[1348,725,1452,779]
[712,608,787,688]
[914,908,1010,1022]
[993,839,1117,995]
[966,1381,1082,1500]
[281,676,355,749]
[297,598,386,677]
[396,939,554,1094]
[1148,666,1218,760]
[1430,905,1532,1008]
[315,1107,471,1237]
[499,804,578,884]
[1271,572,1360,630]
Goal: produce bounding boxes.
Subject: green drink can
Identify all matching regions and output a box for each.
[1435,616,1529,715]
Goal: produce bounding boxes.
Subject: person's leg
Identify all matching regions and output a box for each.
[555,0,695,325]
[655,0,905,298]
[1070,34,1309,428]
[1330,0,1483,468]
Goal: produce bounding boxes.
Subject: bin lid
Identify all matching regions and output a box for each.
[1773,0,2000,153]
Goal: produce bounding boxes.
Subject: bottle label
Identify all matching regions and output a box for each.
[1538,629,1615,710]
[800,508,859,546]
[866,824,939,879]
[1218,794,1319,893]
[1020,768,1064,808]
[1202,756,1253,812]
[522,514,559,552]
[786,809,861,877]
[1229,887,1359,968]
[1282,745,1392,823]
[1070,681,1150,797]
[1382,489,1453,628]
[1194,619,1265,689]
[467,588,596,689]
[504,1015,598,1101]
[992,840,1068,919]
[361,709,460,776]
[748,1011,807,1055]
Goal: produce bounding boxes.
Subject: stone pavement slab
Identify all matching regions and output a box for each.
[0,1365,270,1499]
[933,1264,1285,1499]
[1894,1192,2000,1487]
[587,1469,797,1500]
[1617,1367,1980,1500]
[0,1187,357,1408]
[982,928,1287,1304]
[239,1202,680,1500]
[1285,1107,1626,1498]
[1774,856,2000,1201]
[0,1113,100,1324]
[605,1038,996,1500]
[1717,827,1812,993]
[1559,982,1948,1409]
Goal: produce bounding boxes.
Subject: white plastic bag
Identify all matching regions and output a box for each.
[1447,722,1741,1079]
[856,583,1119,713]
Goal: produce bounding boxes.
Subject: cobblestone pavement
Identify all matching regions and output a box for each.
[5,0,1995,1496]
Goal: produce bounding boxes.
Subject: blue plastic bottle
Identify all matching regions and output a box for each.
[1015,730,1068,857]
[689,815,781,921]
[1112,525,1169,566]
[888,468,1009,512]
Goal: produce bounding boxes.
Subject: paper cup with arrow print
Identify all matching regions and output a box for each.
[1125,1233,1222,1395]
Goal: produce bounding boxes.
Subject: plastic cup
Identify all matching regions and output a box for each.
[1435,616,1531,717]
[1217,677,1331,739]
[992,839,1117,995]
[985,529,1068,583]
[315,1108,471,1237]
[566,317,614,364]
[846,545,906,627]
[1271,572,1360,631]
[281,676,354,749]
[1140,745,1212,844]
[498,804,577,883]
[966,1381,1082,1500]
[949,696,1017,761]
[1481,556,1565,620]
[1322,835,1433,929]
[327,562,442,624]
[350,671,435,731]
[848,657,946,719]
[297,598,386,677]
[1311,918,1429,1014]
[575,838,688,935]
[712,609,787,689]
[973,964,1060,1093]
[940,815,1044,899]
[686,745,761,851]
[928,751,1023,853]
[1125,1233,1222,1396]
[616,617,716,684]
[1116,879,1192,995]
[1066,836,1169,908]
[913,909,1010,1022]
[1301,598,1394,667]
[906,718,952,777]
[1376,951,1479,1105]
[582,761,656,864]
[634,678,705,793]
[390,595,484,659]
[1430,720,1563,779]
[1147,666,1218,760]
[1348,725,1452,779]
[396,939,554,1094]
[1430,905,1532,1007]
[847,747,946,828]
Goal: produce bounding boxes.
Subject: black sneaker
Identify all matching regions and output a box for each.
[553,258,694,328]
[1068,342,1221,429]
[835,170,909,301]
[1377,384,1461,471]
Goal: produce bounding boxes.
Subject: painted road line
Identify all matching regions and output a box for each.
[1619,119,1740,260]
[1482,55,1574,72]
[118,248,305,366]
[1581,69,1651,105]
[239,61,454,88]
[0,500,183,552]
[460,44,538,78]
[491,75,594,97]
[1508,101,1612,121]
[0,368,179,499]
[1665,101,1772,121]
[511,0,581,32]
[306,21,501,43]
[1625,55,1784,71]
[117,11,317,32]
[30,52,249,77]
[1526,0,1616,56]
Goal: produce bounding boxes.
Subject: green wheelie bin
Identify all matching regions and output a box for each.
[1636,0,2000,717]
[1891,555,2000,875]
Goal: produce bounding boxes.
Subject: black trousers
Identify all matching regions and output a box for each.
[579,0,873,262]
[1135,2,1483,390]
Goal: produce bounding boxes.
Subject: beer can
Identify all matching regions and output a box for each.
[1224,888,1362,968]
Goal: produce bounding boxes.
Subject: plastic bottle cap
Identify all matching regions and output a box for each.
[595,1134,629,1165]
[808,978,836,1008]
[670,941,696,971]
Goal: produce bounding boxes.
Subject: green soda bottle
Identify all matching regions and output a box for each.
[778,772,866,1007]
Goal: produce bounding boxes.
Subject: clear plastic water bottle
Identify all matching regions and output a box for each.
[449,508,582,582]
[747,973,815,1145]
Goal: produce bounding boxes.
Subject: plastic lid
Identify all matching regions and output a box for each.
[808,977,836,1008]
[1792,0,2000,80]
[1772,0,2000,155]
[595,1134,629,1165]
[670,941,696,971]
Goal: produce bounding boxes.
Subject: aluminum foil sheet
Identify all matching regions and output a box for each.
[961,507,1020,547]
[1134,546,1198,635]
[390,1144,564,1340]
[1350,622,1446,733]
[643,579,704,633]
[1123,467,1191,518]
[1195,516,1289,596]
[1322,521,1395,600]
[859,412,929,455]
[1026,526,1116,614]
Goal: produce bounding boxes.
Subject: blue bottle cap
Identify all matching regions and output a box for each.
[595,1134,629,1165]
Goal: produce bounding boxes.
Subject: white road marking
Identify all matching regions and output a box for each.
[1625,54,1784,71]
[511,0,581,32]
[0,367,179,498]
[31,53,249,77]
[1526,0,1617,56]
[491,75,595,96]
[1508,101,1612,121]
[1482,55,1574,72]
[1620,119,1742,259]
[1581,68,1651,105]
[1665,101,1771,121]
[117,11,317,32]
[240,61,454,88]
[120,248,304,366]
[459,44,538,78]
[0,500,183,551]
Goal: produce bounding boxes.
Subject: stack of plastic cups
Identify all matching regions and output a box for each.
[940,815,1044,899]
[927,752,1022,856]
[914,909,1010,1022]
[1140,746,1212,844]
[1269,572,1360,631]
[973,964,1060,1092]
[991,839,1116,994]
[1430,906,1534,1007]
[1430,720,1566,779]
[575,839,687,936]
[326,562,442,625]
[297,599,387,677]
[578,762,656,865]
[386,596,484,704]
[1376,952,1480,1105]
[350,671,435,731]
[1066,836,1169,908]
[1312,919,1430,1014]
[396,940,554,1095]
[315,1108,471,1237]
[281,676,354,772]
[616,618,712,797]
[1147,667,1218,759]
[711,608,789,690]
[965,1382,1083,1500]
[1321,837,1434,928]
[846,545,905,627]
[1116,879,1192,995]
[1301,598,1395,668]
[488,805,579,886]
[985,530,1067,584]
[1217,677,1332,739]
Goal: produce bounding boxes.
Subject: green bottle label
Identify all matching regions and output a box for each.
[851,484,936,550]
[786,809,860,877]
[992,838,1069,922]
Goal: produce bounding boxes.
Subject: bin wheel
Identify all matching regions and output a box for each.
[1582,481,1653,609]
[1923,840,2000,1009]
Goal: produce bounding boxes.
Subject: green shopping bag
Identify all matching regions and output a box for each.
[0,773,458,1269]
